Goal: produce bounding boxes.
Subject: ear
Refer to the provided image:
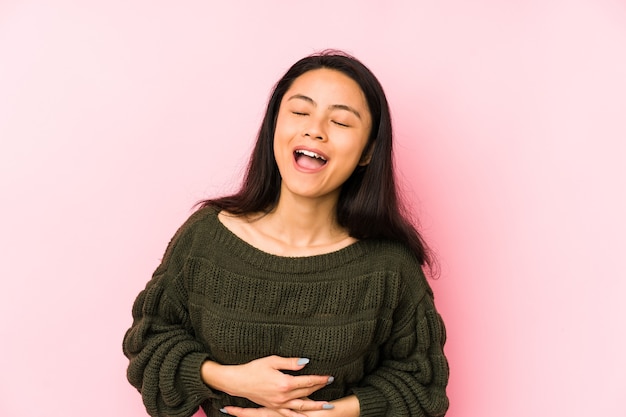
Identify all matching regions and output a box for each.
[358,146,373,166]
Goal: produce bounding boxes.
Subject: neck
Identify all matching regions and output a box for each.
[260,190,346,248]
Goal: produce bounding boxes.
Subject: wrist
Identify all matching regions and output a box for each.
[201,360,236,395]
[330,395,360,417]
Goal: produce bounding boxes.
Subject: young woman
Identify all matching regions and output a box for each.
[123,50,449,417]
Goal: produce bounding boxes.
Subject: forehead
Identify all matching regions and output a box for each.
[285,68,368,107]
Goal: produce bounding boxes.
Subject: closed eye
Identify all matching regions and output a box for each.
[292,111,308,116]
[332,120,350,127]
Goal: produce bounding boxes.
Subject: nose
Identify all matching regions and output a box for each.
[303,118,326,141]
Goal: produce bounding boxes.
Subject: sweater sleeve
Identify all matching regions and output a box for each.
[351,266,450,417]
[122,212,220,417]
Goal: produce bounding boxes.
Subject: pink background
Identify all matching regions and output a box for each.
[1,1,625,416]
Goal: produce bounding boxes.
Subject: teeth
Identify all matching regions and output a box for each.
[295,149,326,161]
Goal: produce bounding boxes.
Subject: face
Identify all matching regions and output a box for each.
[273,68,372,204]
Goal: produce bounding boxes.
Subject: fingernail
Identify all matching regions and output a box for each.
[297,358,310,366]
[219,408,228,414]
[326,376,335,385]
[322,404,335,409]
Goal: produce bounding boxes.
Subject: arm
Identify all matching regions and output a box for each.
[351,281,449,417]
[122,223,218,417]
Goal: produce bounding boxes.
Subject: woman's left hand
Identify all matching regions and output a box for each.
[220,400,334,417]
[221,395,359,417]
[220,405,307,417]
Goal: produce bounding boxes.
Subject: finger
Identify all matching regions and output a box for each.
[284,378,334,402]
[279,409,307,417]
[284,398,335,412]
[220,406,288,417]
[219,406,237,416]
[221,406,305,417]
[293,374,334,389]
[268,356,311,371]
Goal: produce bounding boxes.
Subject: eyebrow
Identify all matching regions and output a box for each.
[287,94,362,120]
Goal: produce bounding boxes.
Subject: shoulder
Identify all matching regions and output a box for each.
[363,238,433,298]
[363,238,422,270]
[170,205,219,241]
[180,205,219,230]
[157,205,220,262]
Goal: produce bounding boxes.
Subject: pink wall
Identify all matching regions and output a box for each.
[1,1,624,416]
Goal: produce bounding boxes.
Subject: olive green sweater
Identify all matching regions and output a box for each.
[123,207,449,417]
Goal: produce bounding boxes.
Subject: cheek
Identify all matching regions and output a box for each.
[274,114,299,143]
[272,133,294,170]
[273,117,289,149]
[339,134,370,162]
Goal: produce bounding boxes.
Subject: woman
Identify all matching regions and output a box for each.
[123,50,449,417]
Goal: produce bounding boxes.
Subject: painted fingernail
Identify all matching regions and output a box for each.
[323,404,335,409]
[219,408,228,414]
[297,358,310,366]
[326,376,335,385]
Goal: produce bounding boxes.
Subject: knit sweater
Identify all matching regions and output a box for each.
[123,207,449,417]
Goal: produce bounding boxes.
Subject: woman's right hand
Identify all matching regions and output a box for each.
[202,355,334,414]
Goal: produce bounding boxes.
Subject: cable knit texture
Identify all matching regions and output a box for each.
[123,207,449,417]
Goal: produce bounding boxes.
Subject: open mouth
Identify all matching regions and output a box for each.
[294,149,328,170]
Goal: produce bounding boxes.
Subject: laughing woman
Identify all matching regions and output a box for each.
[123,50,449,417]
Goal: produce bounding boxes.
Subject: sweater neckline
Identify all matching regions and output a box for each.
[205,208,373,274]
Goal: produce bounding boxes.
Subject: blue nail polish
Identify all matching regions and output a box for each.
[219,408,228,414]
[326,376,335,385]
[323,404,335,409]
[297,358,310,366]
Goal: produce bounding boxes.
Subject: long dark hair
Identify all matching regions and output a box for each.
[201,50,434,270]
